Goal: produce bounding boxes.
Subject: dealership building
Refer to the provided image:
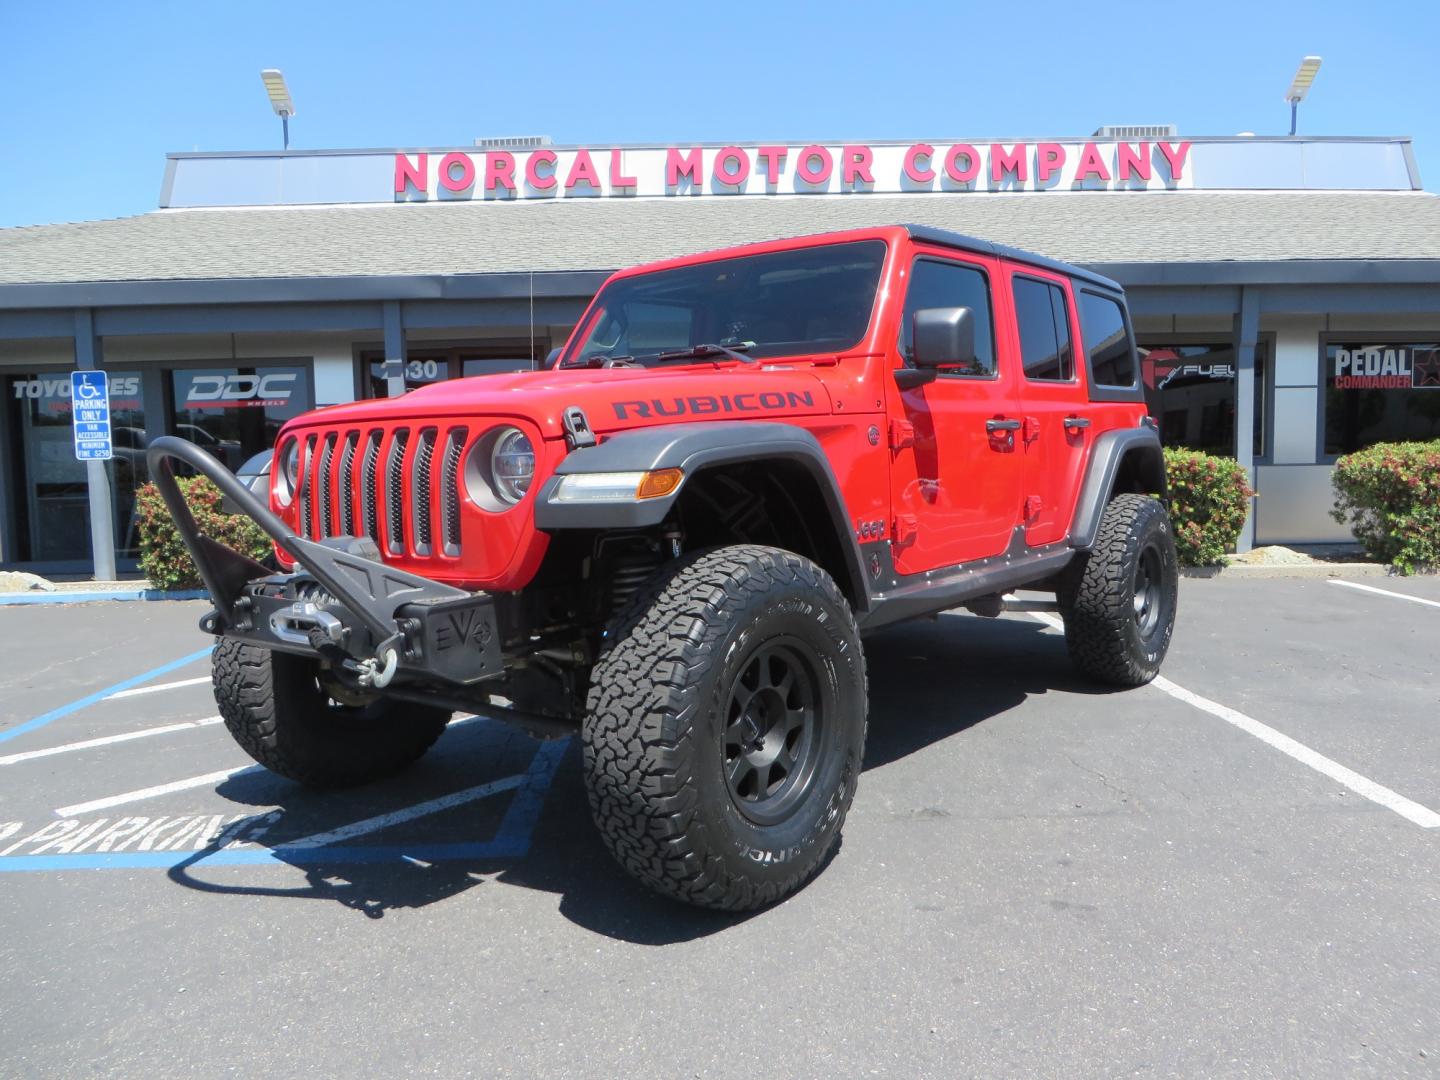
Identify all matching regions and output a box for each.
[2,130,1438,577]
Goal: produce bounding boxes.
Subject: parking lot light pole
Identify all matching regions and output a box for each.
[261,69,295,150]
[1285,56,1322,136]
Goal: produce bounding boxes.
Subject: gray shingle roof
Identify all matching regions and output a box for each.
[2,190,1439,286]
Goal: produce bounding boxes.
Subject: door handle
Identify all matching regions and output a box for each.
[1063,416,1092,430]
[986,418,1022,433]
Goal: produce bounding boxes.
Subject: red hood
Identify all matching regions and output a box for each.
[284,363,836,439]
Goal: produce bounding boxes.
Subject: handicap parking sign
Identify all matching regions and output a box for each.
[71,370,112,461]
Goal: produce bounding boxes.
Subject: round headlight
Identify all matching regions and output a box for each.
[490,427,535,504]
[275,439,300,505]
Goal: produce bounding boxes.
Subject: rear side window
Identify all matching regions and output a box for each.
[1077,290,1136,387]
[1013,277,1073,381]
[898,258,996,376]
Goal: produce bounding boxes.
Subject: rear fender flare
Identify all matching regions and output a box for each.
[1068,426,1167,551]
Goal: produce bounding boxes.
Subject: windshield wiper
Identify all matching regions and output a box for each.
[655,342,757,365]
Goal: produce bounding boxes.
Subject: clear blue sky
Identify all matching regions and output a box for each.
[1,0,1435,228]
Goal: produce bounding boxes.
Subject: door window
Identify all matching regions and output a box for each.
[1014,277,1074,382]
[1077,291,1137,388]
[898,259,995,376]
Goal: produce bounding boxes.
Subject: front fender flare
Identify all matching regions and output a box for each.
[533,422,869,611]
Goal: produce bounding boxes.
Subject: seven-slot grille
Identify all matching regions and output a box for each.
[297,426,469,558]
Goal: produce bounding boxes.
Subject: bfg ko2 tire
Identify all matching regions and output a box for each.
[212,639,450,788]
[583,545,867,911]
[1060,493,1179,687]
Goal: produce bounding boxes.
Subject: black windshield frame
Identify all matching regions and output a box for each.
[559,240,888,367]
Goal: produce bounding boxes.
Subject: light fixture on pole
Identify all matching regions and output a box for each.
[1284,56,1322,136]
[261,69,295,150]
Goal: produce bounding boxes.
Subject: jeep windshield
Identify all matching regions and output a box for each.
[559,240,886,368]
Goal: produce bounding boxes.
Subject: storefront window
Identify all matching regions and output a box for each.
[170,366,311,470]
[367,356,448,397]
[461,356,533,378]
[1139,341,1267,457]
[5,370,147,563]
[365,345,544,397]
[1323,342,1440,455]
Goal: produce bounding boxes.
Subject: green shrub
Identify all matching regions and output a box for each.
[1331,439,1440,574]
[134,476,272,590]
[1163,448,1254,566]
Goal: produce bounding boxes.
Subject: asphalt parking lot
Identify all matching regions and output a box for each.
[1,575,1437,1079]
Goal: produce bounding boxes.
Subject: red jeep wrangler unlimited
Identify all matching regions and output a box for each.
[150,225,1177,910]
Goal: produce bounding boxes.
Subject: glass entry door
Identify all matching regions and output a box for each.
[4,370,147,564]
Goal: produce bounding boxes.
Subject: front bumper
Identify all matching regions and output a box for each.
[146,436,504,690]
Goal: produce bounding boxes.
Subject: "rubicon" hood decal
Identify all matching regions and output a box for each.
[612,390,817,421]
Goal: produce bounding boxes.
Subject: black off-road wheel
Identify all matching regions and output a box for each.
[212,639,451,788]
[1059,494,1179,687]
[583,545,867,911]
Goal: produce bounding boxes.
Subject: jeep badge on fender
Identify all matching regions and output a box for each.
[148,225,1176,911]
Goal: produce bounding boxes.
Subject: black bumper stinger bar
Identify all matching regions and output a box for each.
[145,436,477,686]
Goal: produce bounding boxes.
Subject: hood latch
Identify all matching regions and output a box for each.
[562,405,597,451]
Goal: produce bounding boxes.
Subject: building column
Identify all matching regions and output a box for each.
[1233,286,1260,553]
[383,301,406,398]
[74,309,117,581]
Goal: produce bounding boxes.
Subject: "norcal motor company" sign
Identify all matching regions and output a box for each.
[393,140,1194,201]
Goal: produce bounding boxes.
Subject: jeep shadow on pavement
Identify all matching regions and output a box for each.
[165,610,1092,943]
[150,225,1178,915]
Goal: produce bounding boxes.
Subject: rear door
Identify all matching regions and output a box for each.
[887,248,1024,574]
[1005,266,1090,546]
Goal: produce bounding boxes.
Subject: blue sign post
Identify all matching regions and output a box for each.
[71,370,112,461]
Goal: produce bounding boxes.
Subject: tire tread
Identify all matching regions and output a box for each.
[582,545,865,911]
[212,638,449,788]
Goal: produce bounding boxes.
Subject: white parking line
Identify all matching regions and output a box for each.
[56,765,262,818]
[1329,579,1440,610]
[106,676,213,700]
[282,775,526,849]
[1150,675,1440,829]
[0,717,224,768]
[1028,612,1440,829]
[43,713,488,817]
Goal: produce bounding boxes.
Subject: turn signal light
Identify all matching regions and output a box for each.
[636,468,683,499]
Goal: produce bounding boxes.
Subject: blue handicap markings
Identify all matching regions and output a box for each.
[0,633,570,879]
[71,369,112,460]
[0,737,568,874]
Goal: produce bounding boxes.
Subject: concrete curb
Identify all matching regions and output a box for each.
[0,589,209,606]
[1183,562,1391,580]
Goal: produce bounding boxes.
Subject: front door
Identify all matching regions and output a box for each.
[887,250,1024,575]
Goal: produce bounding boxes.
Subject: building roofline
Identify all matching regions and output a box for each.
[3,260,1440,313]
[1093,259,1440,287]
[0,270,613,311]
[162,135,1417,161]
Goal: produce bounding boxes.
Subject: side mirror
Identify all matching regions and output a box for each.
[912,306,975,370]
[895,307,976,390]
[544,346,563,369]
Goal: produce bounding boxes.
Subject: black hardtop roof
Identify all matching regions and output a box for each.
[902,224,1124,293]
